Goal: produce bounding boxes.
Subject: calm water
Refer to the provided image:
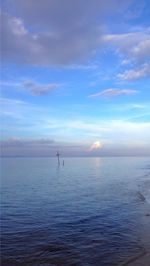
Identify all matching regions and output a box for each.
[1,157,150,266]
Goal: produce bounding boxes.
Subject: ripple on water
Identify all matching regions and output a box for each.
[1,157,149,266]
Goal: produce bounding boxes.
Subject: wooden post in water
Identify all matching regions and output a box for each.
[56,151,60,165]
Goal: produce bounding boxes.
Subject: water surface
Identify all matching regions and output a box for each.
[1,157,150,266]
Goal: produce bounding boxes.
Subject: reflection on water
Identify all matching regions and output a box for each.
[1,157,150,266]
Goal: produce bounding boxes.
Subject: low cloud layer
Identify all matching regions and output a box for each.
[1,136,150,157]
[0,138,88,157]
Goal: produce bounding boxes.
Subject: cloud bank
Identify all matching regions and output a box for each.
[1,136,150,157]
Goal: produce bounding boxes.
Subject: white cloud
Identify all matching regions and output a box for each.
[89,88,137,98]
[11,17,28,35]
[131,38,150,62]
[103,29,150,80]
[0,97,27,106]
[0,97,42,122]
[0,81,20,87]
[118,63,150,81]
[103,30,150,64]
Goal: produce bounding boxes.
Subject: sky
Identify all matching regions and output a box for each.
[1,0,150,157]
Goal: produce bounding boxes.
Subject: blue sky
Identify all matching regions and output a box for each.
[1,0,150,156]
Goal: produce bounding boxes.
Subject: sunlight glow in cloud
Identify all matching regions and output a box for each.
[90,141,103,151]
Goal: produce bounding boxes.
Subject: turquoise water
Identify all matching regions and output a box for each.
[1,157,150,266]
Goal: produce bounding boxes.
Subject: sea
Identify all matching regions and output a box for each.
[1,157,150,266]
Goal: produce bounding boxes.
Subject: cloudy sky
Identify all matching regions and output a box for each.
[1,0,150,156]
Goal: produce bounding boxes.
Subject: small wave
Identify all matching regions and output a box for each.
[77,214,102,224]
[41,243,69,253]
[60,214,102,227]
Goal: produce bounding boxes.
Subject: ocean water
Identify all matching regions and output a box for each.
[1,157,150,266]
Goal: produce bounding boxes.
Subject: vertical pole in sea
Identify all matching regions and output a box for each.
[56,151,60,165]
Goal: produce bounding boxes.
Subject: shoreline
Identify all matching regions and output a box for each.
[120,200,150,266]
[120,247,147,266]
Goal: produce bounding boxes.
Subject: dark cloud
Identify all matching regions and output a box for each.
[0,11,102,66]
[23,81,60,95]
[1,138,55,147]
[1,0,134,66]
[7,0,133,29]
[1,12,38,64]
[0,138,88,157]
